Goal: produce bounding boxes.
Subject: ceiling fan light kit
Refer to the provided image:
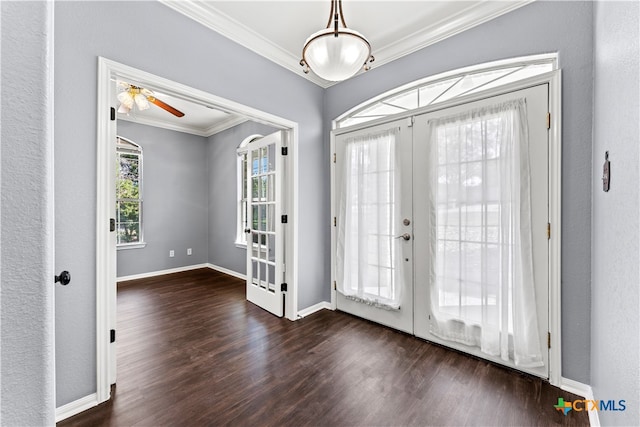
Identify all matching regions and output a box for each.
[116,82,185,118]
[300,0,374,82]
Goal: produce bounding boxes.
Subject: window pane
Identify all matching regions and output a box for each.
[117,153,140,199]
[116,201,140,244]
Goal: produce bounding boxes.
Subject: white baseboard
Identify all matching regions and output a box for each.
[560,377,599,427]
[117,263,210,282]
[206,263,246,280]
[55,393,98,423]
[297,301,331,318]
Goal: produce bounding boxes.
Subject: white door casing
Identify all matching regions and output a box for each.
[93,58,300,411]
[245,131,285,317]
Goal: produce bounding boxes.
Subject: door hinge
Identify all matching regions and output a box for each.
[281,283,288,292]
[281,146,288,156]
[546,112,551,130]
[547,332,551,349]
[110,107,116,121]
[407,116,415,127]
[333,217,336,227]
[333,153,336,163]
[110,329,116,343]
[110,218,116,232]
[333,280,337,291]
[547,223,551,240]
[281,215,288,224]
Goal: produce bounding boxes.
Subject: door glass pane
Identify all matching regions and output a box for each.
[267,204,274,232]
[268,234,275,262]
[252,205,259,230]
[267,264,275,293]
[260,147,268,173]
[267,175,275,202]
[259,261,266,288]
[252,260,259,285]
[261,176,267,200]
[259,205,267,231]
[268,144,276,172]
[252,176,259,201]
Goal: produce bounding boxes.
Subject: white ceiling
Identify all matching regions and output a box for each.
[115,84,247,137]
[119,0,531,135]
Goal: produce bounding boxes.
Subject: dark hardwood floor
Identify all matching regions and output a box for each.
[59,268,588,426]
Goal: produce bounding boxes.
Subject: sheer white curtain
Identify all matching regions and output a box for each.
[336,128,402,310]
[427,99,543,368]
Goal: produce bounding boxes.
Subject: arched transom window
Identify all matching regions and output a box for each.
[336,54,556,129]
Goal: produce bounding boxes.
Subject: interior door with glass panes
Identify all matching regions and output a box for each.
[334,118,414,334]
[245,131,285,317]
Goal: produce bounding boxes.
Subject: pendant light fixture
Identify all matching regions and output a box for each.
[300,0,374,82]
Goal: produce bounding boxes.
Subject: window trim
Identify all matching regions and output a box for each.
[116,136,144,249]
[235,134,264,248]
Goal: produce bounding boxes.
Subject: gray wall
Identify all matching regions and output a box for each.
[54,1,324,407]
[324,0,594,384]
[207,121,279,275]
[591,2,639,425]
[116,121,209,278]
[1,1,56,424]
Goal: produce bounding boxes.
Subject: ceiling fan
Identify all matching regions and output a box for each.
[117,82,185,117]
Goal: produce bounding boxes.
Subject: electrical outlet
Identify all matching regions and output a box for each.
[187,248,192,256]
[169,250,175,258]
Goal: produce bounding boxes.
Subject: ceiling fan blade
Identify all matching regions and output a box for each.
[146,96,185,117]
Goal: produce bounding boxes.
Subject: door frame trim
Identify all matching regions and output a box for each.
[96,57,300,405]
[330,70,562,386]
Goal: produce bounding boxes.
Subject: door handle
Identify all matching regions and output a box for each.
[395,233,411,241]
[55,270,71,286]
[244,228,252,234]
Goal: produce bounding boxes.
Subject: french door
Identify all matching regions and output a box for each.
[334,119,414,334]
[334,84,549,377]
[245,131,285,317]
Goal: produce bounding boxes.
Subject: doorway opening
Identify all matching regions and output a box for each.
[96,57,299,405]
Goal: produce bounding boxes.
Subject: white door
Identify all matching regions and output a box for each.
[334,118,414,334]
[245,131,285,317]
[413,84,550,378]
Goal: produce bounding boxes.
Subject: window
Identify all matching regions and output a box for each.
[236,134,263,246]
[335,54,556,129]
[116,136,143,247]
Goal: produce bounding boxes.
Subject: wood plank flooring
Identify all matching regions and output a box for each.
[59,268,588,426]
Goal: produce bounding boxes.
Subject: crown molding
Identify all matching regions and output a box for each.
[118,113,248,137]
[160,0,533,89]
[160,0,332,88]
[373,0,534,67]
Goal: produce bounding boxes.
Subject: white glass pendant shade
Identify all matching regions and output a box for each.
[303,28,371,82]
[134,93,150,110]
[117,91,134,109]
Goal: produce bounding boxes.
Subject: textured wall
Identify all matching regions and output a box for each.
[591,1,640,425]
[324,0,594,384]
[116,121,209,278]
[1,1,55,424]
[207,121,279,275]
[54,1,324,407]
